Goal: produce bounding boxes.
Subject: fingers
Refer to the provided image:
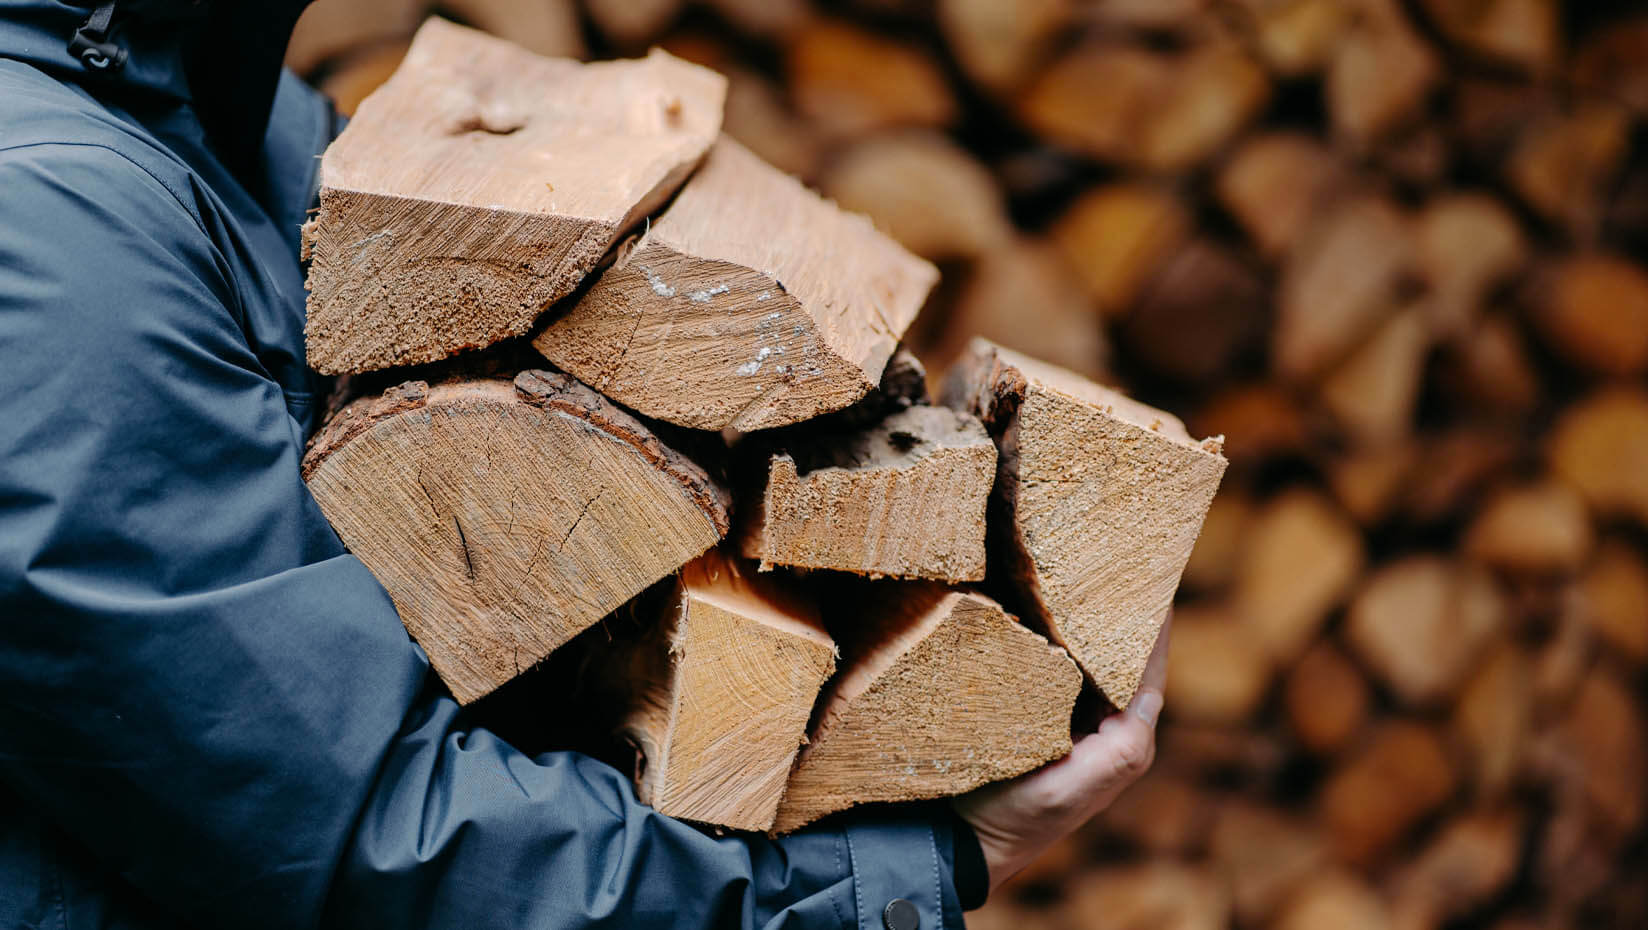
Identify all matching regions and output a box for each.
[1127,611,1173,727]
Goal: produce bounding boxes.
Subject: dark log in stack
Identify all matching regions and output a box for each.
[288,1,1648,925]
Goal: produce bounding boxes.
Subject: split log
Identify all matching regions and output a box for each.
[1182,484,1254,592]
[1528,672,1647,840]
[612,550,836,831]
[936,0,1070,94]
[1285,642,1371,755]
[1319,721,1457,865]
[1164,605,1273,724]
[818,130,1015,261]
[1402,428,1518,523]
[534,137,936,432]
[317,39,412,117]
[1528,254,1648,377]
[929,239,1109,381]
[1275,195,1415,380]
[583,0,684,48]
[1274,871,1393,930]
[436,0,584,59]
[1215,131,1344,259]
[1345,556,1506,707]
[1505,103,1630,239]
[302,20,725,374]
[942,340,1227,706]
[1018,40,1269,173]
[1234,488,1365,663]
[1437,315,1542,415]
[1418,0,1558,71]
[1452,642,1533,797]
[1569,540,1648,665]
[1049,182,1191,318]
[286,0,425,75]
[1531,612,1594,710]
[1414,194,1526,337]
[1548,387,1648,525]
[1326,0,1441,148]
[301,371,730,703]
[1464,479,1595,576]
[739,405,995,582]
[1209,801,1330,926]
[1190,383,1313,464]
[1119,239,1267,384]
[721,67,825,181]
[701,0,813,39]
[1228,0,1347,76]
[1570,17,1648,115]
[1099,772,1214,855]
[1058,863,1231,930]
[786,20,957,137]
[771,586,1080,832]
[1329,442,1418,526]
[1317,302,1430,446]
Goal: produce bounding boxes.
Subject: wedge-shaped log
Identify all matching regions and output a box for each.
[534,137,937,431]
[740,405,995,583]
[772,586,1080,833]
[942,339,1227,708]
[303,18,725,374]
[616,550,836,832]
[302,370,730,703]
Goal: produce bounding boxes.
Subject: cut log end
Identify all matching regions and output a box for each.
[302,370,729,704]
[304,19,726,375]
[941,338,1227,707]
[620,550,837,832]
[739,405,996,583]
[772,586,1080,833]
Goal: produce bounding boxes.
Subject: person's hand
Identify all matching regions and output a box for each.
[952,614,1170,891]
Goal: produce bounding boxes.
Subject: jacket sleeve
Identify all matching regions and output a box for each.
[0,143,972,930]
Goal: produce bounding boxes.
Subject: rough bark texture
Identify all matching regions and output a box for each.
[740,405,995,583]
[303,18,724,374]
[534,136,936,432]
[942,339,1227,707]
[772,586,1080,833]
[302,370,729,703]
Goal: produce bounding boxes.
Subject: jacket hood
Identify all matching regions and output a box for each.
[0,0,312,171]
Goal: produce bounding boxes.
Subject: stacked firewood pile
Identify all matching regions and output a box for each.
[288,1,1648,927]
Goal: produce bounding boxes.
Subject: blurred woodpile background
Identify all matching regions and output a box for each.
[287,0,1648,926]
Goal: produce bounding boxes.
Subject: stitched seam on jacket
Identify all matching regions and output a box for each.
[844,828,867,930]
[927,828,944,930]
[0,139,211,246]
[830,830,848,930]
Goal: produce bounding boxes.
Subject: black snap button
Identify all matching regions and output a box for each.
[883,897,920,930]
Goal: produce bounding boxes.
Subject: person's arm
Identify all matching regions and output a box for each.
[0,142,973,930]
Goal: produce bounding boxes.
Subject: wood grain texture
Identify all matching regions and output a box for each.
[303,18,725,374]
[740,405,995,583]
[771,586,1080,833]
[302,370,729,703]
[617,550,836,832]
[535,136,936,431]
[942,339,1227,707]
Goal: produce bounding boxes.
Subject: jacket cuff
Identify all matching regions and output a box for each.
[945,807,990,911]
[842,806,968,929]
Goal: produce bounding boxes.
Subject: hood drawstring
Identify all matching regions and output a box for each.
[69,1,126,72]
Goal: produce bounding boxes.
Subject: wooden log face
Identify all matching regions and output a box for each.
[772,587,1080,833]
[304,18,726,374]
[536,137,936,431]
[303,372,729,703]
[944,340,1227,707]
[623,551,836,831]
[741,405,996,583]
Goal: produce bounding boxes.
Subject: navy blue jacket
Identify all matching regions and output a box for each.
[0,2,978,927]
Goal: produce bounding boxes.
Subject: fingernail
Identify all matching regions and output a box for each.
[1132,689,1163,727]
